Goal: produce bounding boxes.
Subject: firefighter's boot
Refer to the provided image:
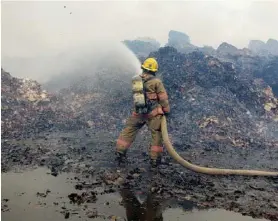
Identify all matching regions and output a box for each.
[150,155,162,169]
[150,159,158,168]
[115,151,127,166]
[149,145,163,169]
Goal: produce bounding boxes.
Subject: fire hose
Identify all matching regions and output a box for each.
[161,116,278,176]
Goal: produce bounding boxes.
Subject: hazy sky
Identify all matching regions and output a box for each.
[2,0,278,58]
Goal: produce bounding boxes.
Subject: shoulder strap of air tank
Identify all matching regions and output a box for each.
[143,76,157,83]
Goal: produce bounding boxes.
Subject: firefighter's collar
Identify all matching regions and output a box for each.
[142,75,156,83]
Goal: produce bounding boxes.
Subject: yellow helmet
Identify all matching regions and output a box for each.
[141,57,158,72]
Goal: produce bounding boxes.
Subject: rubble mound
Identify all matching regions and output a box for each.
[168,30,190,45]
[166,30,197,54]
[248,38,278,56]
[1,47,277,144]
[53,69,133,132]
[254,56,278,96]
[1,69,78,138]
[124,32,277,97]
[217,42,239,55]
[149,47,278,144]
[266,39,278,55]
[248,40,266,54]
[213,50,278,97]
[123,38,160,57]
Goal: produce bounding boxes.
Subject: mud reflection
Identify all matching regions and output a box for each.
[119,186,194,221]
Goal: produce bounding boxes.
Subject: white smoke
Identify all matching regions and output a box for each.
[2,40,141,86]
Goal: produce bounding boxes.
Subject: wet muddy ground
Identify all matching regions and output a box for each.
[1,129,278,220]
[1,168,269,221]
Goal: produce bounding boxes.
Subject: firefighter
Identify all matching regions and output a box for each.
[115,57,170,167]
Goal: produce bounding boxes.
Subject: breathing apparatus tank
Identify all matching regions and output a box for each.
[132,75,148,114]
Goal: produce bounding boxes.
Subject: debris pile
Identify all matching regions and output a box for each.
[216,42,239,56]
[166,30,197,54]
[211,45,278,98]
[51,47,278,147]
[53,69,132,131]
[262,86,278,121]
[255,56,278,96]
[249,39,278,56]
[123,38,160,57]
[124,31,278,97]
[149,47,278,146]
[1,69,76,138]
[2,47,277,145]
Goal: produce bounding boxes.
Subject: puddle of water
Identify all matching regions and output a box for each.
[1,168,268,221]
[1,167,80,221]
[163,209,267,221]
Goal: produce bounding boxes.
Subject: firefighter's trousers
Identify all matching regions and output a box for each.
[116,114,163,161]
